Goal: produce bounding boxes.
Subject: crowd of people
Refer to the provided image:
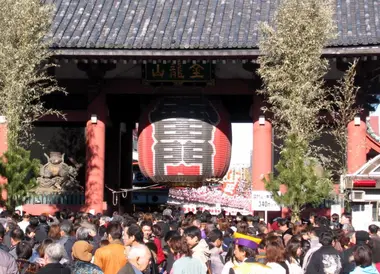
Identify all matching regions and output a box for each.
[0,207,379,274]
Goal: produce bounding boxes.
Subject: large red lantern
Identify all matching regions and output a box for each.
[138,96,232,186]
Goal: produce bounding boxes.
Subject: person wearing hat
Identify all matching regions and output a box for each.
[223,232,273,274]
[71,240,103,274]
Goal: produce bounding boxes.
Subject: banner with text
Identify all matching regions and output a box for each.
[252,191,281,211]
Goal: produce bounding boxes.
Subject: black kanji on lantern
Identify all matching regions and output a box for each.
[149,97,219,177]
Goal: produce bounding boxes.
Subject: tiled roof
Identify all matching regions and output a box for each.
[47,0,380,50]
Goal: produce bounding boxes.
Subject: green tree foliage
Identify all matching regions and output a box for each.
[265,135,332,221]
[0,0,64,149]
[0,147,40,210]
[257,0,336,220]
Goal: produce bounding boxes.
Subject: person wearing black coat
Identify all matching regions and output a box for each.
[36,243,71,274]
[306,230,343,274]
[37,263,71,274]
[35,215,49,244]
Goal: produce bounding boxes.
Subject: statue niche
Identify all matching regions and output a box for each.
[37,152,83,193]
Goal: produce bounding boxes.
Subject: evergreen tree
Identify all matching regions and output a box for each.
[265,135,332,221]
[257,0,337,220]
[0,147,40,210]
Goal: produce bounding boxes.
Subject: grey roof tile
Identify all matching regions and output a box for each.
[142,0,165,48]
[155,0,176,49]
[64,0,89,47]
[95,0,120,48]
[134,0,156,49]
[172,0,191,49]
[229,0,244,48]
[76,0,103,47]
[237,0,252,48]
[199,0,218,49]
[127,0,148,48]
[114,0,136,47]
[219,0,234,48]
[181,0,201,49]
[209,0,226,48]
[49,0,380,50]
[90,0,114,47]
[189,0,207,48]
[104,0,130,48]
[68,0,95,47]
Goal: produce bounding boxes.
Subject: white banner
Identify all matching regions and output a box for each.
[252,191,281,211]
[167,198,251,215]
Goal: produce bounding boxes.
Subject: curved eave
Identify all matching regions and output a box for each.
[52,46,380,59]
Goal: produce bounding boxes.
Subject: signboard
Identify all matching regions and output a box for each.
[143,62,214,84]
[252,191,281,211]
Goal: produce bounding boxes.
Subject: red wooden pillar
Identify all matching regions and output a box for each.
[347,120,367,173]
[85,93,106,214]
[0,117,7,201]
[251,98,273,190]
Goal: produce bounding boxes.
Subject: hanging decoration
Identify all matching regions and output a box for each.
[138,96,232,187]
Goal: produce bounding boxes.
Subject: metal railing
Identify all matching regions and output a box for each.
[24,192,85,205]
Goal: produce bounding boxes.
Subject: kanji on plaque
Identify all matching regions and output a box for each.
[143,62,214,84]
[190,64,205,79]
[151,64,165,78]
